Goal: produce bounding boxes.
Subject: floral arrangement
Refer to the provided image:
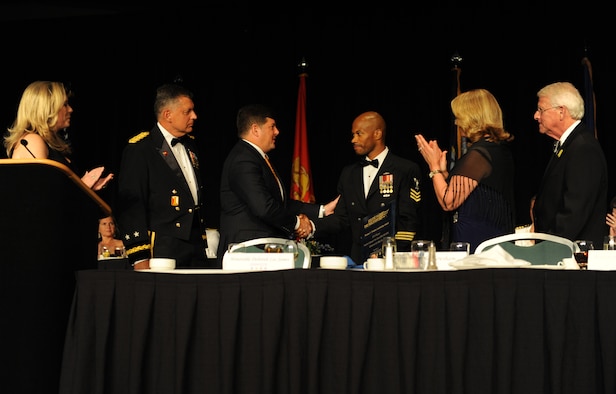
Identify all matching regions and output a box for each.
[303,239,335,255]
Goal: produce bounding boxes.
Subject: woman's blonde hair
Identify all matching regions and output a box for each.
[4,81,72,157]
[451,88,513,144]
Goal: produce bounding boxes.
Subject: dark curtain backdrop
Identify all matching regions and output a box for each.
[0,3,612,246]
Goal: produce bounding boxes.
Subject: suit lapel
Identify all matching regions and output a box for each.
[243,141,285,202]
[352,163,368,208]
[152,127,193,196]
[543,125,581,180]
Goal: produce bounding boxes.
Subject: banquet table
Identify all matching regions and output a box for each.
[59,268,616,394]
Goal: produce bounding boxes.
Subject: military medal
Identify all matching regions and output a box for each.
[188,150,199,169]
[379,173,393,197]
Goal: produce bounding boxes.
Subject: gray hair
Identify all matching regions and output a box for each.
[537,81,585,120]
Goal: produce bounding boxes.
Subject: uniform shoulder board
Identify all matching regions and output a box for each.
[128,131,150,144]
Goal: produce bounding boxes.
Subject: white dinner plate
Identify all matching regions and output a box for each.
[524,264,566,270]
[137,269,250,274]
[450,260,531,270]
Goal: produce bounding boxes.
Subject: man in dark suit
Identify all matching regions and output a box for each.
[533,81,608,249]
[315,111,422,265]
[216,104,337,264]
[116,83,209,269]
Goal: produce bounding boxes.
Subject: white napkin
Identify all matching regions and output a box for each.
[451,245,532,268]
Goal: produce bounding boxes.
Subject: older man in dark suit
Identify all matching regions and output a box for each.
[216,104,337,264]
[315,111,422,265]
[117,83,208,269]
[533,82,608,248]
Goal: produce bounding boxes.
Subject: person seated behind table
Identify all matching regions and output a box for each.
[98,215,125,259]
[606,196,616,237]
[515,195,536,246]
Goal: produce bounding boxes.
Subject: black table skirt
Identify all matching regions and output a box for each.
[59,269,616,394]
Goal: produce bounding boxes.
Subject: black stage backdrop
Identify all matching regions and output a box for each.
[0,3,613,246]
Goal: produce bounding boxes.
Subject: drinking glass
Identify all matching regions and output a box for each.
[574,240,594,269]
[114,246,126,258]
[450,242,471,255]
[285,242,299,260]
[603,236,616,250]
[411,240,431,270]
[265,243,284,253]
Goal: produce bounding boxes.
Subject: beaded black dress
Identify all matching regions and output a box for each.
[447,138,515,253]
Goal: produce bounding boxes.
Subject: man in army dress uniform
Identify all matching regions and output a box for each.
[116,83,209,269]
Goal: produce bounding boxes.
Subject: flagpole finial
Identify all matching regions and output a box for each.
[582,40,591,57]
[298,57,308,75]
[450,51,463,69]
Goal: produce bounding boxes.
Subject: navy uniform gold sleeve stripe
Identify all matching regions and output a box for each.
[395,231,416,242]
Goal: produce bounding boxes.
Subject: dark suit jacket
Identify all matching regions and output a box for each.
[216,140,320,263]
[534,122,608,247]
[116,126,206,264]
[316,151,422,264]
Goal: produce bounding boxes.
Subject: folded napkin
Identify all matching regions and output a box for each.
[451,245,532,268]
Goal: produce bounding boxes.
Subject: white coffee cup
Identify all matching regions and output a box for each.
[320,256,348,270]
[149,258,176,271]
[364,257,385,271]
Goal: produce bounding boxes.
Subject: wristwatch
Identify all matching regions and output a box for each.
[428,169,443,179]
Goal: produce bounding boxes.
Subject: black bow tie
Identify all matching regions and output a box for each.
[361,159,378,168]
[171,135,191,147]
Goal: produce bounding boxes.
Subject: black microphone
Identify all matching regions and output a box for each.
[20,139,36,158]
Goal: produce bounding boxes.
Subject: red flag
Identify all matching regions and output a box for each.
[290,71,316,203]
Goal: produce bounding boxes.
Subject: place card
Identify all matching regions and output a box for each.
[587,250,616,271]
[222,252,295,271]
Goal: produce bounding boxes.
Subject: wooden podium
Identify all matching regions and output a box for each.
[0,159,111,393]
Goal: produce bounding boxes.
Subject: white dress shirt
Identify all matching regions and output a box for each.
[363,148,388,197]
[160,124,199,205]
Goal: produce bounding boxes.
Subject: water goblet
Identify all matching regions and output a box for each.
[574,240,594,269]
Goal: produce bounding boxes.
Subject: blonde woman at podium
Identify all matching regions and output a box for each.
[3,80,113,191]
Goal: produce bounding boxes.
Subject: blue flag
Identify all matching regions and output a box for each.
[449,53,465,169]
[581,56,597,138]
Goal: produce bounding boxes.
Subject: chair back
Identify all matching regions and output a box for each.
[226,237,311,269]
[474,232,578,265]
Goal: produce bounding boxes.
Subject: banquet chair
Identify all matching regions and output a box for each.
[474,232,579,266]
[225,237,311,269]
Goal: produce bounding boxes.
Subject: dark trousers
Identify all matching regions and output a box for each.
[153,215,210,268]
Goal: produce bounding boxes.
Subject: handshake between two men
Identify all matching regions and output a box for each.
[295,195,340,240]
